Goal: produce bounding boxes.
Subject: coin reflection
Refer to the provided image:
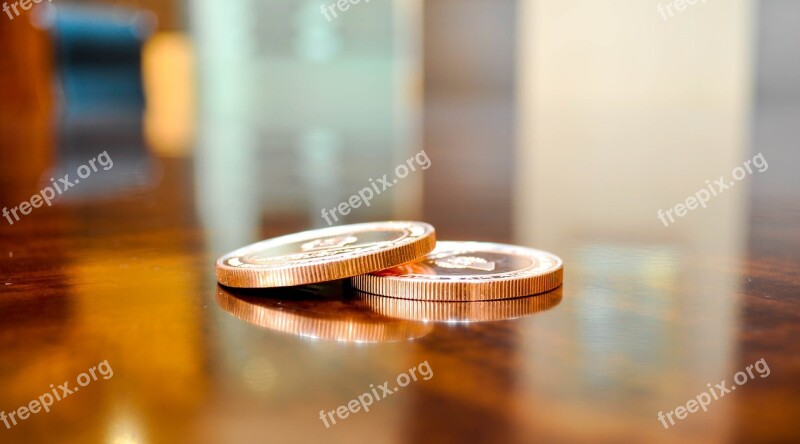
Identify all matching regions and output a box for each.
[355,286,562,323]
[215,283,433,342]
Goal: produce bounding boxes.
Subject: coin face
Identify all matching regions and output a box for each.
[216,221,435,288]
[215,284,433,342]
[354,287,562,322]
[351,241,563,301]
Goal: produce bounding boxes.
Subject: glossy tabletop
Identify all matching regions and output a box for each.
[1,146,798,444]
[2,0,800,442]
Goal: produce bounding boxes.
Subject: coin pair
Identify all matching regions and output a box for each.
[215,221,563,301]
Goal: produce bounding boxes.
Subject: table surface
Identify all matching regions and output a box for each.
[0,146,798,444]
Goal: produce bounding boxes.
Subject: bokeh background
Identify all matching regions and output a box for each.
[1,0,798,443]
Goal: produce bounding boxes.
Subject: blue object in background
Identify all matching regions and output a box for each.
[38,5,158,198]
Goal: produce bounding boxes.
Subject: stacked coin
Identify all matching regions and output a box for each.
[216,221,436,288]
[216,221,563,301]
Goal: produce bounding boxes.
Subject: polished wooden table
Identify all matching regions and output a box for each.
[0,149,798,444]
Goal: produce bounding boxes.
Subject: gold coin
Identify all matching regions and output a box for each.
[354,287,562,322]
[351,241,563,301]
[216,221,435,288]
[215,283,433,342]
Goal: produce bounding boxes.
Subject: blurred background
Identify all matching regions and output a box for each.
[1,0,798,443]
[3,0,798,243]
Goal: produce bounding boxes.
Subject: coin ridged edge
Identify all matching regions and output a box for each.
[216,227,436,288]
[357,288,563,322]
[351,266,563,302]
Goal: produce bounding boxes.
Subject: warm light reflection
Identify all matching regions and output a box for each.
[215,284,433,342]
[69,253,206,442]
[142,32,196,157]
[106,405,145,444]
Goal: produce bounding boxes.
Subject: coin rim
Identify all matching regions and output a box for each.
[216,221,436,288]
[350,241,563,301]
[355,287,563,322]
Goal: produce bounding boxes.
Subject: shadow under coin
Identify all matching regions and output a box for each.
[354,286,563,323]
[215,282,433,342]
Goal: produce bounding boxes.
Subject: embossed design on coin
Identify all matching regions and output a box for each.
[301,236,358,252]
[433,256,496,271]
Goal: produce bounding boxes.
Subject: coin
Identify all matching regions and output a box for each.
[215,283,433,342]
[354,287,562,322]
[216,221,435,288]
[351,241,563,301]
